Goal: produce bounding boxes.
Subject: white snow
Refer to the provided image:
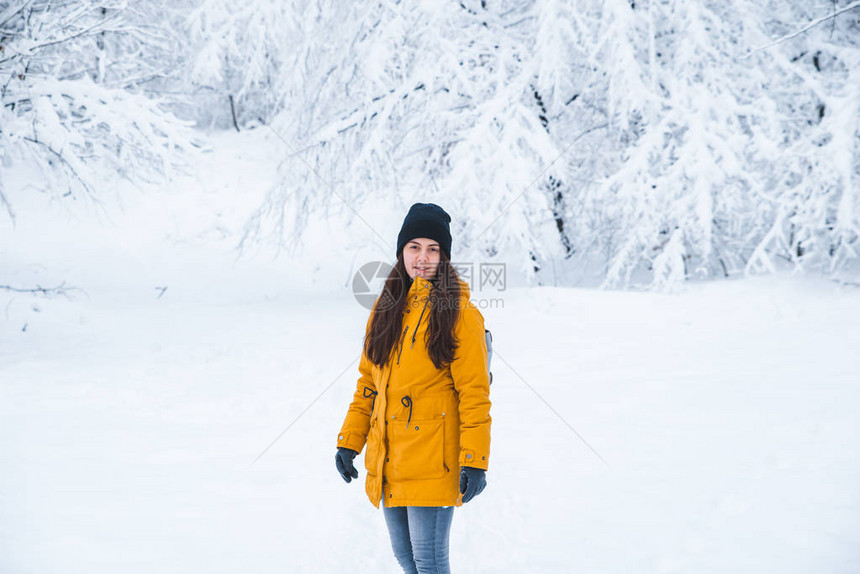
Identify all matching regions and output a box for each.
[2,130,859,573]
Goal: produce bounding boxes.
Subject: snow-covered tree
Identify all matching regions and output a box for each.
[0,0,194,222]
[586,0,860,287]
[5,0,851,289]
[203,0,858,287]
[185,0,302,129]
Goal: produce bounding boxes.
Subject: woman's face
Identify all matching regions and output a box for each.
[403,238,441,280]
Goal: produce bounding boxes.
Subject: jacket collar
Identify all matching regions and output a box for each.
[407,275,434,297]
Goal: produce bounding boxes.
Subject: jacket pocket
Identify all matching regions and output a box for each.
[388,417,446,480]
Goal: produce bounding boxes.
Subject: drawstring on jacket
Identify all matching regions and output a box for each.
[410,298,430,349]
[363,386,378,413]
[400,395,413,426]
[396,295,430,364]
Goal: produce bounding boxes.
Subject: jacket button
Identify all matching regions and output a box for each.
[386,458,389,462]
[466,453,472,459]
[384,420,388,425]
[482,456,486,460]
[338,435,344,440]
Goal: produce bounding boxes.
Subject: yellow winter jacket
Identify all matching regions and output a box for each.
[337,275,492,508]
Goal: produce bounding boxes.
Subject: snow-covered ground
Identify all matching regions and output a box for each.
[2,131,859,573]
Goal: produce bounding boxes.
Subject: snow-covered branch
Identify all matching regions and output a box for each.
[0,0,195,216]
[742,1,860,59]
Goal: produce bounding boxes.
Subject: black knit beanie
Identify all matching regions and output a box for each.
[396,203,452,259]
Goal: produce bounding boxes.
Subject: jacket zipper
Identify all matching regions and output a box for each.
[410,298,430,349]
[395,325,408,365]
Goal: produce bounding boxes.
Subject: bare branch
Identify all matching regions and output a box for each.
[0,185,14,223]
[741,1,860,59]
[0,0,35,29]
[0,281,76,298]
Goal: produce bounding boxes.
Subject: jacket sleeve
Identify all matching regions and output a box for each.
[450,299,492,470]
[336,312,377,454]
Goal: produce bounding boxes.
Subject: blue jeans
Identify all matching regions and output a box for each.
[383,506,454,574]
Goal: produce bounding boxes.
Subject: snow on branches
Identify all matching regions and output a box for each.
[3,0,855,289]
[0,0,193,217]
[207,0,858,287]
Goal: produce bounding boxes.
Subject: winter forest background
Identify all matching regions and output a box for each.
[2,2,860,574]
[2,0,858,289]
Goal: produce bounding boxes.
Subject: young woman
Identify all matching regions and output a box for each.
[335,202,492,574]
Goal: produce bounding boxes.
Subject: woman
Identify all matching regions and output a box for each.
[335,202,492,574]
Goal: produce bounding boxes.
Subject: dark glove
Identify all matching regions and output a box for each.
[335,447,359,483]
[459,466,487,503]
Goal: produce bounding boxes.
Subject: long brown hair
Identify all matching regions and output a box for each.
[365,251,462,370]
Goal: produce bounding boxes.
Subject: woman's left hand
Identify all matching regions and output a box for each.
[459,466,487,503]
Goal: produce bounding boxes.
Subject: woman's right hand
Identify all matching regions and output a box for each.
[335,447,359,483]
